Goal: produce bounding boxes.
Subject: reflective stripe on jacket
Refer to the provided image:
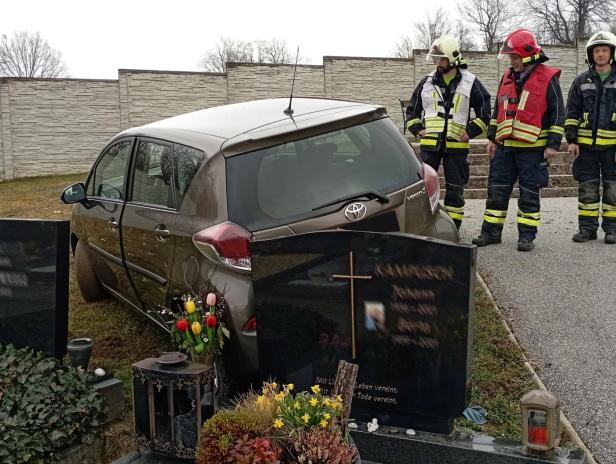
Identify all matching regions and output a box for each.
[495,64,561,145]
[565,67,616,148]
[421,69,476,147]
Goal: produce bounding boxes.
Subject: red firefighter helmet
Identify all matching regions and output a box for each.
[499,29,542,64]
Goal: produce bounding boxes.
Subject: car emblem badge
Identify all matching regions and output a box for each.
[344,202,367,221]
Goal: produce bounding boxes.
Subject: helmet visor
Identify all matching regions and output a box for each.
[426,44,447,62]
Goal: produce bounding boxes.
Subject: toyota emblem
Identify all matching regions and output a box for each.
[344,202,367,221]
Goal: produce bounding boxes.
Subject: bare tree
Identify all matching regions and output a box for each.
[198,37,254,73]
[413,8,453,49]
[458,0,522,51]
[526,0,616,45]
[255,38,296,64]
[199,37,301,72]
[453,20,478,51]
[0,31,67,78]
[392,36,414,59]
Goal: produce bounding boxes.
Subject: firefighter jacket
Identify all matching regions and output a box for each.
[565,66,616,149]
[488,64,565,152]
[406,69,492,154]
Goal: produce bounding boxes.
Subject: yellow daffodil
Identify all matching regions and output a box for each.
[256,395,266,406]
[274,392,285,402]
[311,385,321,394]
[286,383,295,391]
[309,397,318,407]
[323,398,331,406]
[324,412,331,420]
[185,299,196,313]
[191,321,202,335]
[273,418,284,429]
[294,401,301,410]
[333,401,342,410]
[320,419,328,428]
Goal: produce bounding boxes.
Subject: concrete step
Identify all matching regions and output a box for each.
[411,141,569,155]
[439,163,572,177]
[439,174,577,190]
[468,151,574,165]
[448,186,578,199]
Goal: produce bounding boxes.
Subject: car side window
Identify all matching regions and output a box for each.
[173,143,204,206]
[89,140,132,200]
[131,141,174,208]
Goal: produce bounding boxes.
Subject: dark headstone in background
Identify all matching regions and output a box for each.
[0,218,70,358]
[252,231,476,434]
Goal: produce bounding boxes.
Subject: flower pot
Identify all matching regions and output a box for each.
[67,338,94,370]
[190,353,215,367]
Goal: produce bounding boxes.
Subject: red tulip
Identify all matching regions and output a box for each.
[176,319,188,332]
[206,314,217,328]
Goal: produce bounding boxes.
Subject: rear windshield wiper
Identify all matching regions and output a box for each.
[312,190,390,211]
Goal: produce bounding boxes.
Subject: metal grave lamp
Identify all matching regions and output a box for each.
[520,389,561,455]
[132,354,215,459]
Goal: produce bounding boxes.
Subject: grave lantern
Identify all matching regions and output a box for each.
[132,355,215,459]
[520,389,560,454]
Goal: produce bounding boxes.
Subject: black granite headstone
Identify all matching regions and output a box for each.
[251,231,476,433]
[0,218,70,357]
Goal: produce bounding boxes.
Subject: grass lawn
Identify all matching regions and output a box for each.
[0,173,557,462]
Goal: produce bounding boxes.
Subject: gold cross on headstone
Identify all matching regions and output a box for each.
[332,251,372,359]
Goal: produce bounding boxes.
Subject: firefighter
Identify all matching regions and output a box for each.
[406,35,491,230]
[566,31,616,244]
[472,29,565,251]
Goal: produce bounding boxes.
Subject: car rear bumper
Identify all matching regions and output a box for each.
[431,208,459,242]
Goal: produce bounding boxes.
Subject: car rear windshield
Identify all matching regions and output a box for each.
[226,117,422,231]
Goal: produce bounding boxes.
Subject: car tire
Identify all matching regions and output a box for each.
[75,240,107,301]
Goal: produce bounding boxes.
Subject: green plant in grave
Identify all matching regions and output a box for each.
[0,344,107,464]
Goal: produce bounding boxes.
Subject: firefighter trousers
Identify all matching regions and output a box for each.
[421,150,470,229]
[572,147,616,233]
[479,146,549,241]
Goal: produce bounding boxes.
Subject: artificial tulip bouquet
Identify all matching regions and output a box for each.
[171,291,231,359]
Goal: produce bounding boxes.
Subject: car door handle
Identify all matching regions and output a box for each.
[107,217,119,231]
[154,225,170,242]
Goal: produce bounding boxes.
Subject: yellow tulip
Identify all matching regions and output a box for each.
[185,300,196,314]
[191,321,202,335]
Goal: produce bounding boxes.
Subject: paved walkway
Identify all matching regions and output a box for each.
[461,197,616,464]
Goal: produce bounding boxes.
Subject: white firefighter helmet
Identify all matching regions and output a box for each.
[426,35,464,67]
[586,31,616,65]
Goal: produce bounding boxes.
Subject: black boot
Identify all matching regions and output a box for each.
[472,235,502,247]
[572,230,597,242]
[517,239,535,252]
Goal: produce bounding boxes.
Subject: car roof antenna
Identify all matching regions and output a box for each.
[284,47,300,116]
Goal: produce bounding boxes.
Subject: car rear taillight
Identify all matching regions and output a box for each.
[422,162,440,214]
[243,316,257,335]
[192,221,252,273]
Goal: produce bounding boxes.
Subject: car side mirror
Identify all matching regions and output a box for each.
[61,183,86,204]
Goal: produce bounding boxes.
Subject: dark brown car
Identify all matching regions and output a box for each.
[61,97,458,391]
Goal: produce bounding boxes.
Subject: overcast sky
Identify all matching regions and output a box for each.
[0,0,461,79]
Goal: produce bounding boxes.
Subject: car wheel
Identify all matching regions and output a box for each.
[75,240,107,301]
